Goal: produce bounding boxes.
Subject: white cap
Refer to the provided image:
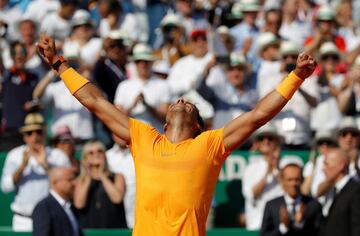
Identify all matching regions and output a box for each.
[256,32,279,55]
[228,2,243,19]
[338,116,359,134]
[280,41,300,56]
[229,52,249,68]
[152,60,170,75]
[253,122,283,142]
[131,43,157,61]
[160,13,183,28]
[319,42,339,56]
[106,30,132,46]
[217,25,230,35]
[316,5,335,21]
[71,9,92,28]
[240,0,261,12]
[315,130,334,141]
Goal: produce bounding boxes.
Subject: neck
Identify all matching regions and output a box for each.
[165,118,195,143]
[335,173,346,184]
[52,188,69,201]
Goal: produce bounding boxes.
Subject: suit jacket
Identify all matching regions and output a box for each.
[319,179,360,236]
[260,195,322,236]
[32,194,83,236]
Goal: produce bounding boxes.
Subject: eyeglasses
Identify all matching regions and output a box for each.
[87,149,104,155]
[257,136,276,142]
[24,130,43,136]
[340,131,358,138]
[321,54,339,61]
[317,140,335,146]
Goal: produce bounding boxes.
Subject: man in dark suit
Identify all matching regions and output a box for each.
[260,162,322,236]
[319,147,360,236]
[32,167,83,236]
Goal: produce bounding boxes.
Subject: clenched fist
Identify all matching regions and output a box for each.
[37,34,58,65]
[294,53,317,80]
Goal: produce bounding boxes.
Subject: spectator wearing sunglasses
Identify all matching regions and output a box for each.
[73,140,127,228]
[310,117,360,202]
[301,130,337,197]
[310,42,344,133]
[0,113,70,232]
[242,123,284,230]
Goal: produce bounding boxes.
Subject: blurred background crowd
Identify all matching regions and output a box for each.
[1,0,360,234]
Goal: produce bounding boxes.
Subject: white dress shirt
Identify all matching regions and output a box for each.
[242,158,283,230]
[1,145,70,216]
[40,12,71,40]
[106,144,136,228]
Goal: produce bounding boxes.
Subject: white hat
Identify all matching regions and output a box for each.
[152,60,170,75]
[229,52,249,68]
[160,13,183,28]
[319,42,339,56]
[315,130,335,141]
[253,122,283,142]
[256,32,279,55]
[316,5,335,21]
[71,9,92,28]
[131,43,157,61]
[217,25,230,35]
[228,2,243,19]
[241,0,261,12]
[280,41,300,56]
[107,30,132,47]
[338,116,359,134]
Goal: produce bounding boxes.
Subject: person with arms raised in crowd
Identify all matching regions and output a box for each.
[37,34,316,236]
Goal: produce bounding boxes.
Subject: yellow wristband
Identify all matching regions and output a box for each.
[60,68,90,95]
[276,71,304,100]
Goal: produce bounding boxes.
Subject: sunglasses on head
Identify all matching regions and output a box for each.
[24,129,43,136]
[87,149,104,155]
[321,54,339,61]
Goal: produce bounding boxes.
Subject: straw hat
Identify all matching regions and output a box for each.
[20,113,45,133]
[316,5,335,21]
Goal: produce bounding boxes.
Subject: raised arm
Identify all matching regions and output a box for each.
[37,35,131,143]
[223,53,316,152]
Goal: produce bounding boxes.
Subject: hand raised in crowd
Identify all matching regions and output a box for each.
[279,205,290,228]
[294,53,317,80]
[267,146,280,175]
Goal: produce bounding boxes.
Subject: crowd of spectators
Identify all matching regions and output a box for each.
[1,0,360,234]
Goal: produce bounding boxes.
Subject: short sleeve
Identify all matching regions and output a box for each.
[128,118,158,159]
[205,128,230,165]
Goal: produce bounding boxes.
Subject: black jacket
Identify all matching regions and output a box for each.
[319,179,360,236]
[260,195,322,236]
[32,194,83,236]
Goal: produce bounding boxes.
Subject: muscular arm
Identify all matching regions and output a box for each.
[224,91,287,151]
[37,35,131,143]
[223,53,316,152]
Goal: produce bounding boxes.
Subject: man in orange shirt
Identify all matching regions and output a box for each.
[37,35,316,236]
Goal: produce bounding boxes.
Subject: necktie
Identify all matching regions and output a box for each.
[63,202,79,236]
[290,202,296,221]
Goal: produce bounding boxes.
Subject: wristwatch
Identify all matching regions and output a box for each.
[51,56,67,71]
